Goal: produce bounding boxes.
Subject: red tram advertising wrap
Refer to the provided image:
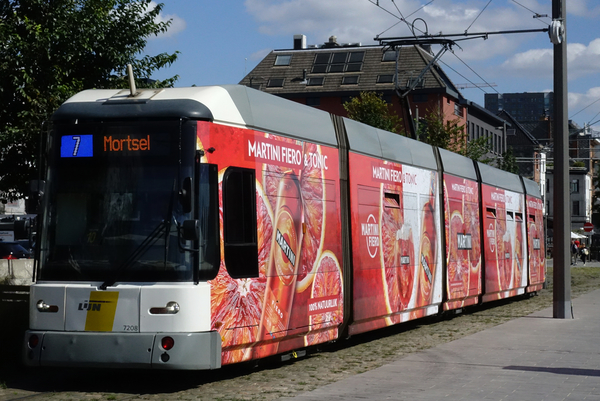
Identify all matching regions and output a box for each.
[198,123,343,364]
[443,174,481,310]
[526,195,546,292]
[349,153,442,335]
[481,185,527,302]
[24,85,546,370]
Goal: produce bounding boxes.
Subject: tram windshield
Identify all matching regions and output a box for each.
[38,120,208,283]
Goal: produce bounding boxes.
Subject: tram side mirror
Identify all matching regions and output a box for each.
[28,180,46,214]
[30,179,45,196]
[182,219,199,241]
[179,177,193,213]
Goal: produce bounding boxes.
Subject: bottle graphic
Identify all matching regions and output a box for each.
[417,178,437,308]
[254,169,303,358]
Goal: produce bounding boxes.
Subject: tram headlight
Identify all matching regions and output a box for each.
[149,301,180,315]
[36,300,59,313]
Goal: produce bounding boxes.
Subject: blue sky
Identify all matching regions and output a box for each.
[143,0,600,130]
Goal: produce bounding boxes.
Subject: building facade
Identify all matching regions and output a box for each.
[496,110,544,181]
[485,92,554,124]
[460,99,508,162]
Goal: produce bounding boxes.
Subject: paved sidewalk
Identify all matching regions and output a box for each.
[283,272,600,400]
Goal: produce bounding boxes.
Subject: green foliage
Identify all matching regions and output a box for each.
[572,161,585,168]
[418,106,495,164]
[499,147,519,174]
[343,92,404,135]
[0,0,179,199]
[465,136,493,165]
[417,106,466,155]
[417,108,491,164]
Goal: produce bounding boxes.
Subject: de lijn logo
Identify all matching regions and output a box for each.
[81,291,120,332]
[78,299,112,312]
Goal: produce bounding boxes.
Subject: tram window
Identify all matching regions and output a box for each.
[529,214,535,222]
[384,192,400,208]
[486,208,496,219]
[515,213,523,222]
[222,167,259,278]
[198,163,220,281]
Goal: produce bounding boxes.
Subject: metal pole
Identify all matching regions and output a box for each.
[552,0,571,318]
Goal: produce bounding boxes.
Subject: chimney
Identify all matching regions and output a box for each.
[293,34,306,50]
[323,35,340,48]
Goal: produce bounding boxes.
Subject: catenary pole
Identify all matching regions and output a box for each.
[552,0,571,318]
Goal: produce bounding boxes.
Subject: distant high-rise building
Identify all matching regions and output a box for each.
[485,92,553,124]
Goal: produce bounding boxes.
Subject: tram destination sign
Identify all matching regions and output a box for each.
[60,133,169,158]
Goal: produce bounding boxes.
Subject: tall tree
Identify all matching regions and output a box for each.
[418,106,492,164]
[465,136,493,165]
[0,0,179,200]
[343,92,404,135]
[417,106,465,154]
[499,148,519,174]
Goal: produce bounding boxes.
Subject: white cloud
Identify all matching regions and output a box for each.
[244,0,548,59]
[568,39,600,79]
[568,0,600,18]
[501,48,553,77]
[501,39,600,80]
[148,1,186,39]
[569,87,600,122]
[244,0,415,44]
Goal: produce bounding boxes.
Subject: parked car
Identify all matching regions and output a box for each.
[16,239,35,253]
[0,242,31,259]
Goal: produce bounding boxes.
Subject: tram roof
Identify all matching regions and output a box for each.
[477,161,524,193]
[52,85,338,147]
[522,177,542,198]
[437,148,478,181]
[342,117,438,170]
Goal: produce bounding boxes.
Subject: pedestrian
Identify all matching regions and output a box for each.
[581,245,589,265]
[571,240,579,265]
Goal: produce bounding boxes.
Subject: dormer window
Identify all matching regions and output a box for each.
[267,78,284,87]
[342,76,359,85]
[307,77,324,86]
[377,74,394,84]
[311,51,365,73]
[274,55,292,66]
[382,50,397,61]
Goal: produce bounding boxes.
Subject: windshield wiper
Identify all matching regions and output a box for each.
[99,181,179,290]
[98,220,167,290]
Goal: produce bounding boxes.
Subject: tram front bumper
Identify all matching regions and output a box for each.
[24,330,222,370]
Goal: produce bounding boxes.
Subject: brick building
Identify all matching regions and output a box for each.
[239,35,467,138]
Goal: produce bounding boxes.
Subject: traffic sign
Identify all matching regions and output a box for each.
[584,222,594,232]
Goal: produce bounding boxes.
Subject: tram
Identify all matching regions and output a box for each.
[23,85,545,369]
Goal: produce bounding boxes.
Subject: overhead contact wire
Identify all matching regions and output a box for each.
[570,97,600,119]
[438,59,488,94]
[450,51,500,94]
[511,0,551,26]
[465,0,493,33]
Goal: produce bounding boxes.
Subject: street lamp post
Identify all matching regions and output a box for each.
[552,0,571,319]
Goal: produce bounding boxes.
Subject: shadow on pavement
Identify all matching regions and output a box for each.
[504,365,600,377]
